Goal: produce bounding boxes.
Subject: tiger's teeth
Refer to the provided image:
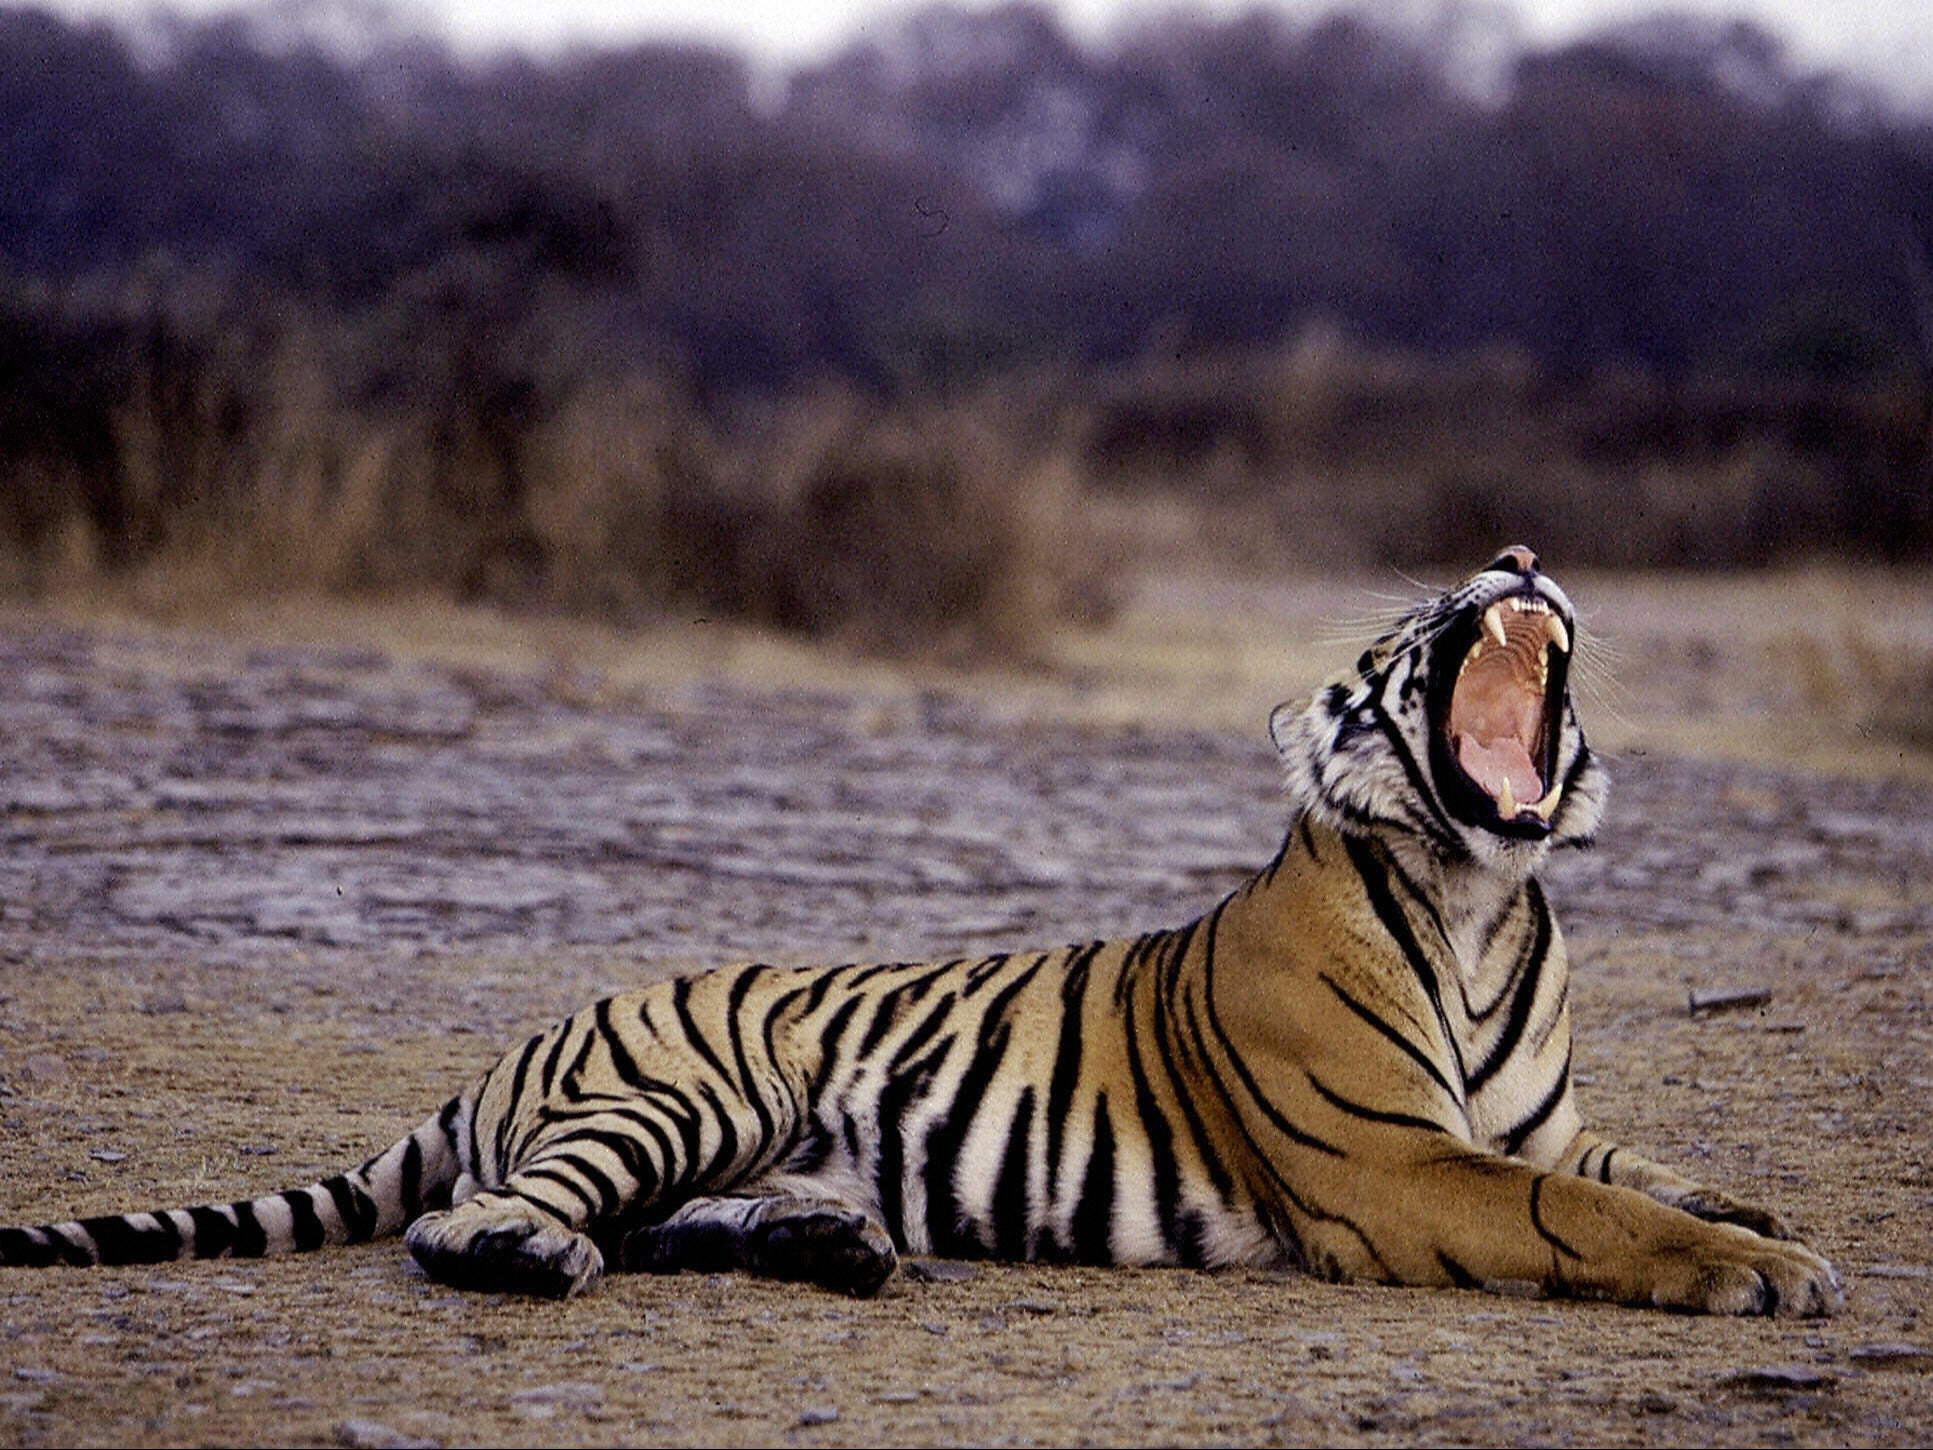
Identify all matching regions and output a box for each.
[1483,603,1507,648]
[1497,776,1516,818]
[1532,783,1562,819]
[1544,612,1570,654]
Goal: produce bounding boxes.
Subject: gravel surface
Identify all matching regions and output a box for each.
[1,607,1930,1448]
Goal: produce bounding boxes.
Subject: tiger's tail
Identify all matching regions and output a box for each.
[0,1097,466,1270]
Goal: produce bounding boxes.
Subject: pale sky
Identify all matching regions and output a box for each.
[34,0,1933,102]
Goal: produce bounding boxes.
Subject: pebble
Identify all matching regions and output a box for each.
[508,1381,603,1409]
[1863,1264,1932,1280]
[334,1418,440,1449]
[902,1258,979,1283]
[1849,1343,1933,1372]
[1687,984,1773,1016]
[797,1406,840,1426]
[1717,1364,1838,1394]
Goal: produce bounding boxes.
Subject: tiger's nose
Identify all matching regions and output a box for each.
[1488,545,1540,576]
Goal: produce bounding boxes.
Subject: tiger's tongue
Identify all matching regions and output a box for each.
[1458,736,1543,808]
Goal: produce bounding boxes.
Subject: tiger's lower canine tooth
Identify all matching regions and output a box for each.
[1533,784,1563,819]
[1484,603,1507,648]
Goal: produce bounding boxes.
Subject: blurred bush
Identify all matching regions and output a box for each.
[1074,340,1930,571]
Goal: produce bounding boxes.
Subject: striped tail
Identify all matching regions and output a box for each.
[0,1098,465,1269]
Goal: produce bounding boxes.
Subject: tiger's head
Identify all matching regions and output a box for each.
[1270,546,1608,870]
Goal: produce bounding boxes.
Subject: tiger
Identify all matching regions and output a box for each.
[0,546,1842,1316]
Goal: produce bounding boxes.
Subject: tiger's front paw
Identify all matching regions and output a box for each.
[406,1199,604,1298]
[1650,1222,1842,1318]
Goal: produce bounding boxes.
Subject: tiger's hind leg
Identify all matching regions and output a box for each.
[617,1192,898,1298]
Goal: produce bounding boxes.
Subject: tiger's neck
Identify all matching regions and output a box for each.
[1224,814,1542,994]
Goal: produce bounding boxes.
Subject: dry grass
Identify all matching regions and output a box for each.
[1826,627,1933,756]
[1,314,1107,657]
[722,385,1112,656]
[2,293,1924,659]
[1078,339,1928,575]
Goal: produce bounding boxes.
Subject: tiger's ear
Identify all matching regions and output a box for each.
[1267,701,1299,759]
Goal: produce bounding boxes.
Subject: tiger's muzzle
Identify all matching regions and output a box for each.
[1427,571,1575,840]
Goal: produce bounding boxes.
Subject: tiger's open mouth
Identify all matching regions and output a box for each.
[1431,591,1572,837]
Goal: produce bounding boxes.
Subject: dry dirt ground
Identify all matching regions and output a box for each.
[1,565,1931,1448]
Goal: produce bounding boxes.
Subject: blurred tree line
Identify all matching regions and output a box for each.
[2,0,1930,640]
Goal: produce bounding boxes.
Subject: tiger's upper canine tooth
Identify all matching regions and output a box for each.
[1497,775,1516,818]
[1483,603,1508,648]
[1544,611,1570,654]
